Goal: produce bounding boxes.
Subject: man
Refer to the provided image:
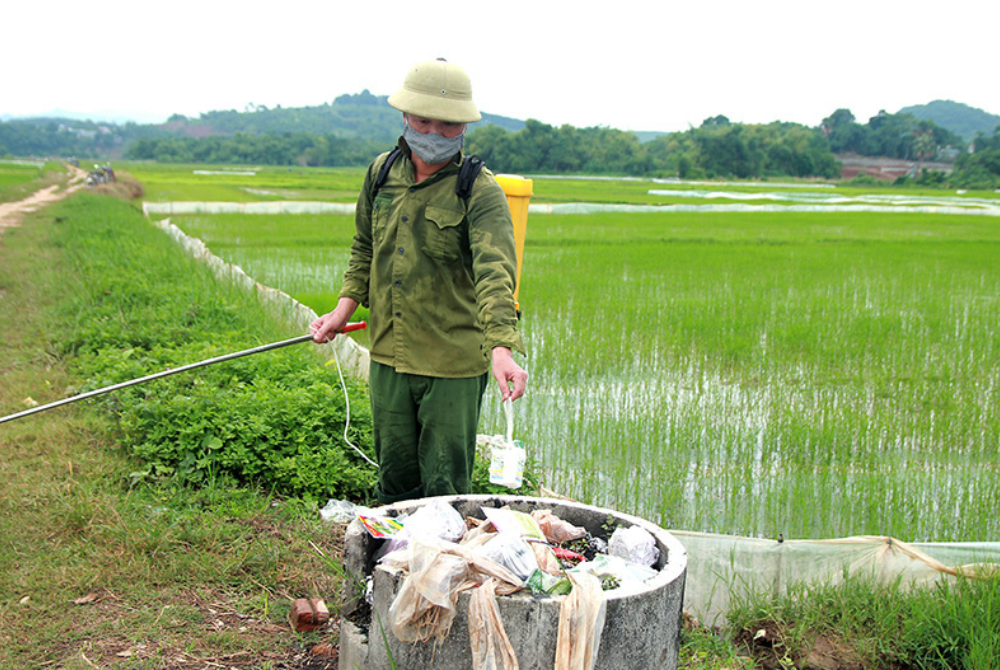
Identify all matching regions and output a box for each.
[311,59,527,503]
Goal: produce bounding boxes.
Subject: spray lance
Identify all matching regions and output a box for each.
[0,322,367,426]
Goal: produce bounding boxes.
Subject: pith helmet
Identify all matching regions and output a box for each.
[388,59,481,123]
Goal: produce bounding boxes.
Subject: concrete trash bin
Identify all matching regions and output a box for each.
[339,494,687,670]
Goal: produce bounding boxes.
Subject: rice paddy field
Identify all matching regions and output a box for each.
[125,162,1000,543]
[0,159,52,202]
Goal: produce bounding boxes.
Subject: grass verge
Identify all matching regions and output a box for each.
[0,192,346,669]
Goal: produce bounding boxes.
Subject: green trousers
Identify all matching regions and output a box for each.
[369,361,488,504]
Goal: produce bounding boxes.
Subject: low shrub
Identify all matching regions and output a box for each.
[52,194,377,501]
[49,193,541,503]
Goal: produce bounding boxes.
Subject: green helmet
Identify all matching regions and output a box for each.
[388,59,481,124]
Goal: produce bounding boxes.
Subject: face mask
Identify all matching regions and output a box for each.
[403,122,465,165]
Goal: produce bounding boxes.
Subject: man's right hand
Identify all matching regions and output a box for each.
[310,297,359,343]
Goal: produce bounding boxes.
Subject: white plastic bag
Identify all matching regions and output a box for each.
[608,525,660,568]
[377,499,467,562]
[569,554,657,594]
[318,499,359,523]
[475,532,540,581]
[406,499,468,542]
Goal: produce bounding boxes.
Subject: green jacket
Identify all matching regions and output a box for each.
[340,142,525,378]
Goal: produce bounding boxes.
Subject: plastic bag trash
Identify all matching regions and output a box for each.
[389,537,474,642]
[406,499,468,542]
[526,569,573,595]
[608,525,660,568]
[449,541,524,595]
[468,578,519,670]
[531,542,563,575]
[570,554,656,593]
[462,517,496,545]
[555,571,607,670]
[377,499,467,562]
[318,499,359,523]
[476,532,540,581]
[532,509,586,544]
[389,536,526,643]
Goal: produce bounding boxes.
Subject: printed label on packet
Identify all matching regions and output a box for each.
[482,507,545,542]
[357,515,405,539]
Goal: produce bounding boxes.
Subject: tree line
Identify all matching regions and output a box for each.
[126,132,385,167]
[4,104,1000,187]
[0,118,135,159]
[950,127,1000,189]
[124,116,843,180]
[821,108,965,160]
[467,117,840,179]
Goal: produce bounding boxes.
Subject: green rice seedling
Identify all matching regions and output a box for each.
[122,162,366,203]
[141,169,1000,542]
[0,160,66,203]
[480,209,1000,542]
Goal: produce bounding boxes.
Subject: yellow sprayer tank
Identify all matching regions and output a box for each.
[494,174,532,310]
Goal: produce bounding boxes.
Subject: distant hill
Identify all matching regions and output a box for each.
[632,130,672,143]
[159,91,525,146]
[0,91,527,160]
[898,100,1000,141]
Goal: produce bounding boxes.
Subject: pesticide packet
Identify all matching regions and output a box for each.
[482,507,546,542]
[488,399,526,488]
[357,515,405,539]
[489,441,526,488]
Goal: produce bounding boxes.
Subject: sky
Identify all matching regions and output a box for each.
[3,0,998,133]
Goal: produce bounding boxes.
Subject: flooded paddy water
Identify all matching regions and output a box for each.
[146,168,1000,542]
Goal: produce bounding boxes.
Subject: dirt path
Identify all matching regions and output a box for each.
[0,166,87,234]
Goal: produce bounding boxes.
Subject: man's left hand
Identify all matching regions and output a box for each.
[491,347,528,401]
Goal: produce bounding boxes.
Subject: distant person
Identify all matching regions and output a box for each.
[311,58,527,503]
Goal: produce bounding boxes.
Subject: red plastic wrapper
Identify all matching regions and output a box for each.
[552,546,587,563]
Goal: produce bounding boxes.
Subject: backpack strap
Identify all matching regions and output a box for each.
[457,154,485,200]
[372,147,403,198]
[373,149,486,201]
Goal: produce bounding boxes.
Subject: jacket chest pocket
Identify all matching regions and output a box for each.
[422,205,466,263]
[372,193,394,244]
